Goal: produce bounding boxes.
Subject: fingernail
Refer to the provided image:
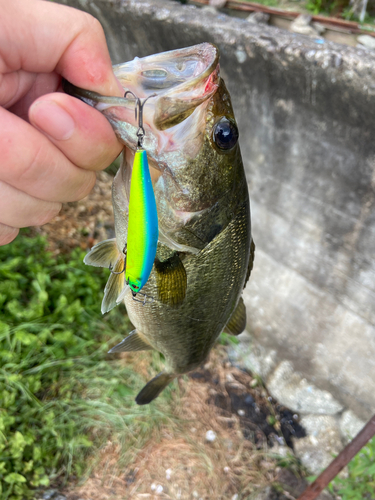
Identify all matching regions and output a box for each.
[30,100,75,141]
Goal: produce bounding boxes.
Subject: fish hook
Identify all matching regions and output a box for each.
[109,247,127,275]
[108,247,154,305]
[124,91,157,148]
[131,291,154,306]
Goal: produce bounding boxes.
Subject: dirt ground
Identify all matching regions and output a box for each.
[63,350,310,500]
[34,170,313,500]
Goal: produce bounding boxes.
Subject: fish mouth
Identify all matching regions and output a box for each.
[64,43,220,149]
[114,43,220,131]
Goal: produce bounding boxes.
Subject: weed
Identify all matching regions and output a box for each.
[305,0,349,16]
[218,331,240,346]
[329,436,375,499]
[0,231,174,499]
[243,0,279,7]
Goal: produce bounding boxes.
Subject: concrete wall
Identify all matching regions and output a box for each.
[60,0,375,420]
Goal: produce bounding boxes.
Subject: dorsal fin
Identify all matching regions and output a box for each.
[108,330,153,353]
[225,297,247,336]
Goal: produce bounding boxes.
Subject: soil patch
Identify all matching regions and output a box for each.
[62,349,309,500]
[189,363,306,449]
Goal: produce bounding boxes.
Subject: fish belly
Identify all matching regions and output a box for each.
[124,197,251,374]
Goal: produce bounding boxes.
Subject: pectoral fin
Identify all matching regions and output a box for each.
[135,372,175,405]
[225,297,247,336]
[154,253,187,307]
[84,239,119,268]
[101,256,126,314]
[158,227,200,255]
[108,330,153,353]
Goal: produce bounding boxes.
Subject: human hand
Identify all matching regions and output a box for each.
[0,0,123,245]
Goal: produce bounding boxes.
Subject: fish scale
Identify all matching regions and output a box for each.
[125,200,251,374]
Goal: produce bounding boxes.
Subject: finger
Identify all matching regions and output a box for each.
[0,69,37,108]
[29,93,122,171]
[5,72,61,117]
[1,0,123,97]
[0,180,62,228]
[0,224,19,247]
[0,106,96,203]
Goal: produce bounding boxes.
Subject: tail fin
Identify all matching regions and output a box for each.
[83,239,128,314]
[135,372,175,405]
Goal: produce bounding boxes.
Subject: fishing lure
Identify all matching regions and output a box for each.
[113,92,158,299]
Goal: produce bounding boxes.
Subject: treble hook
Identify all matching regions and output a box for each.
[109,247,127,275]
[108,248,154,304]
[131,291,154,306]
[124,90,157,148]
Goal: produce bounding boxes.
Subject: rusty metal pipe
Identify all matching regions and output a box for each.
[192,0,375,36]
[297,414,375,500]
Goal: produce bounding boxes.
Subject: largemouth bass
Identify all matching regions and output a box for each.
[64,43,254,405]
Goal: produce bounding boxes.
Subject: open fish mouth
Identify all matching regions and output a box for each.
[64,43,220,153]
[115,43,218,95]
[114,43,220,131]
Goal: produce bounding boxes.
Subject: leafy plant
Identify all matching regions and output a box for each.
[305,0,350,16]
[218,331,240,346]
[0,232,173,499]
[244,0,278,7]
[329,436,375,499]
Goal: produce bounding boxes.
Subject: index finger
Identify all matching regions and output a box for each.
[0,0,122,97]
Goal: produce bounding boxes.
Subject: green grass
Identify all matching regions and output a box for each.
[303,0,375,22]
[0,231,176,500]
[243,0,279,8]
[328,436,375,500]
[4,231,375,500]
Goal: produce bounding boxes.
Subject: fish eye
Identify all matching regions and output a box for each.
[213,118,239,151]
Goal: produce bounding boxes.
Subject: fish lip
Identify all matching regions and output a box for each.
[64,43,219,103]
[113,43,220,98]
[63,43,220,133]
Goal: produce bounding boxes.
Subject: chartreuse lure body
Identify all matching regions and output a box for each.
[125,148,158,294]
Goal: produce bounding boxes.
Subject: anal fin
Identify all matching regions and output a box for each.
[135,372,175,405]
[225,297,247,336]
[108,329,153,353]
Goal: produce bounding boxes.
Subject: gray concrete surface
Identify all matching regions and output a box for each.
[59,0,375,420]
